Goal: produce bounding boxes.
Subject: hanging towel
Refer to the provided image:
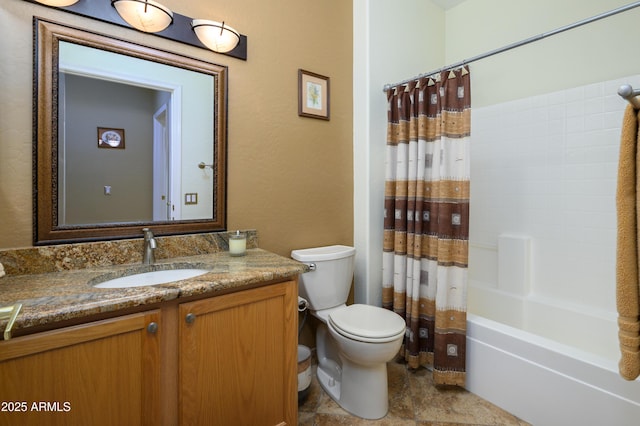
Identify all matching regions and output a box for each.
[616,104,640,381]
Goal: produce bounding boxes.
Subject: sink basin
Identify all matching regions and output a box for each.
[93,268,210,289]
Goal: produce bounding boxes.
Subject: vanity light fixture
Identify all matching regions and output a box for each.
[192,19,241,53]
[34,0,79,6]
[111,0,174,33]
[29,0,247,59]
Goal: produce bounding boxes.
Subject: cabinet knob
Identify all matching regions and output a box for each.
[185,313,196,324]
[147,322,158,334]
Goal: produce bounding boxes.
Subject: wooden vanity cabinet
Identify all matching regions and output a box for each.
[0,310,161,426]
[178,280,298,426]
[0,279,298,426]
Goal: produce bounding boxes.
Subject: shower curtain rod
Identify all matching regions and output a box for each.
[382,1,640,92]
[618,84,640,109]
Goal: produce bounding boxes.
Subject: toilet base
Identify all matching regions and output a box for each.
[316,361,342,401]
[316,350,390,420]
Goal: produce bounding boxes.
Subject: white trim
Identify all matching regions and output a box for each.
[153,104,169,221]
[59,62,181,94]
[169,87,182,221]
[353,0,378,305]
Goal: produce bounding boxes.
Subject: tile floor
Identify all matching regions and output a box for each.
[298,359,531,426]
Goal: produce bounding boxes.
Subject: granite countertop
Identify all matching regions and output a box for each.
[0,248,307,339]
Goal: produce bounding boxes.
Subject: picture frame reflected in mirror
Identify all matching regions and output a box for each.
[97,127,125,149]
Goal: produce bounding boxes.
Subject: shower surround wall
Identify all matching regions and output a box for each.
[466,75,640,422]
[357,1,640,424]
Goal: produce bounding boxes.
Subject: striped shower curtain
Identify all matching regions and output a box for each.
[382,66,471,387]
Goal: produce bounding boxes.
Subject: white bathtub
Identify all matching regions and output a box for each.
[465,313,640,425]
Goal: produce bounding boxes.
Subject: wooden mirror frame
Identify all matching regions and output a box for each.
[34,19,227,245]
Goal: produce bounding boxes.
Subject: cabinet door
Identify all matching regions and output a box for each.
[0,310,161,426]
[179,281,297,426]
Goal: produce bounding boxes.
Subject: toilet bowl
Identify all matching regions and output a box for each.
[291,246,406,419]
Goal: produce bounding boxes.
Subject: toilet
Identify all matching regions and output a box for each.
[291,245,405,420]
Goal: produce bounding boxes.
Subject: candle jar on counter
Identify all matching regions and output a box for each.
[229,231,247,256]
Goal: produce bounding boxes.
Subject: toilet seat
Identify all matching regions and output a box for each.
[328,304,405,343]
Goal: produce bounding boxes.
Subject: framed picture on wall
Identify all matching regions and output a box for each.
[298,69,330,120]
[97,127,125,149]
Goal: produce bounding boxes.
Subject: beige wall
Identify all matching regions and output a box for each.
[445,0,640,107]
[0,0,353,256]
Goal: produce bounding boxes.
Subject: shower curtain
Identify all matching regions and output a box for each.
[382,66,471,387]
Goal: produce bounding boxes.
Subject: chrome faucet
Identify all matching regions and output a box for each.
[142,228,157,265]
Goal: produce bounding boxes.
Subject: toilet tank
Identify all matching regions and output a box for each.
[291,245,356,311]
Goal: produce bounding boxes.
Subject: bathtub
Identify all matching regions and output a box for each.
[465,313,640,425]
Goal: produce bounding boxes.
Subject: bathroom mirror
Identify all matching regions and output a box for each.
[34,19,227,244]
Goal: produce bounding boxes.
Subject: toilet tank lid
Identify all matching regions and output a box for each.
[291,245,355,262]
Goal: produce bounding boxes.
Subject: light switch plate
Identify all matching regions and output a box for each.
[185,193,198,205]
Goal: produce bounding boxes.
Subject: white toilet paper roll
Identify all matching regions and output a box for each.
[298,296,309,312]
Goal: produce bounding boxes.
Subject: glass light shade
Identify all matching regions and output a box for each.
[35,0,80,6]
[192,19,241,53]
[112,0,173,33]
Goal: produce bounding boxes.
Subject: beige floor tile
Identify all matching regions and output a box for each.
[316,389,348,415]
[408,367,527,425]
[314,413,417,426]
[299,360,529,426]
[386,361,415,420]
[297,411,316,426]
